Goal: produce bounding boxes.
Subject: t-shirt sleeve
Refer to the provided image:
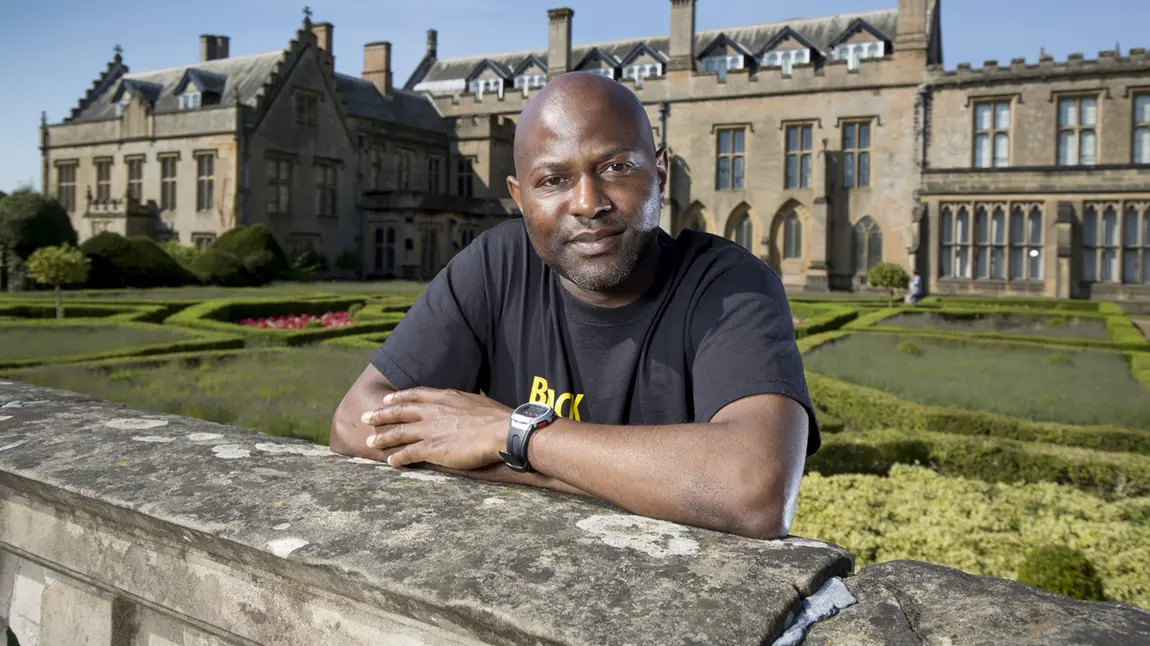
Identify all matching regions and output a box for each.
[369,241,492,394]
[689,261,821,456]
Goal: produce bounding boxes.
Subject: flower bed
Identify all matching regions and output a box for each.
[237,311,353,330]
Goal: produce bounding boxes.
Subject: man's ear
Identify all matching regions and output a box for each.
[654,146,670,202]
[507,176,523,211]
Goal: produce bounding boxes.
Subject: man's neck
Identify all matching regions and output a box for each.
[559,233,663,309]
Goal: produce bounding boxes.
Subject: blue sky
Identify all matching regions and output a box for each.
[1,0,1146,194]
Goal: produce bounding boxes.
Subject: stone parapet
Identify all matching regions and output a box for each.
[921,166,1150,196]
[2,380,1148,645]
[927,49,1150,87]
[0,380,851,645]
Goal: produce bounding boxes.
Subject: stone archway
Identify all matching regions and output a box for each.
[766,199,811,278]
[724,202,757,255]
[677,200,714,235]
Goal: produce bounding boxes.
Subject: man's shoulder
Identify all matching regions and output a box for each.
[445,218,529,273]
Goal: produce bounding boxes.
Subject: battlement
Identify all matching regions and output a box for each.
[931,48,1150,86]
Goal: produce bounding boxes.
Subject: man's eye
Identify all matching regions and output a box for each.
[542,176,564,187]
[605,162,632,173]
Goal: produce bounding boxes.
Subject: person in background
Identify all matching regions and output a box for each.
[906,269,924,305]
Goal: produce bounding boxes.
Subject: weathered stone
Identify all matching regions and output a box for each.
[0,380,853,645]
[805,560,1150,646]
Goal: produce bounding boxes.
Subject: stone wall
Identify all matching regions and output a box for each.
[2,380,1148,645]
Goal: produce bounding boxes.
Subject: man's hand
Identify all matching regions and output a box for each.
[361,387,513,470]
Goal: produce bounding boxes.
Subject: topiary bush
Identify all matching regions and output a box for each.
[213,224,289,285]
[867,262,911,308]
[1017,545,1106,601]
[896,340,922,356]
[191,248,250,287]
[80,232,198,288]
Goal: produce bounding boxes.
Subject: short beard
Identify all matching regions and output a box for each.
[540,190,663,292]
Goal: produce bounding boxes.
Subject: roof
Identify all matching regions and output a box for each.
[69,51,284,122]
[67,49,448,134]
[333,74,448,132]
[413,9,897,86]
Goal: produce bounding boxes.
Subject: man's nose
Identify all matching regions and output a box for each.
[568,173,611,219]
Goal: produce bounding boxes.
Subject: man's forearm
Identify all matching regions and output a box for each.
[430,463,590,497]
[526,417,791,539]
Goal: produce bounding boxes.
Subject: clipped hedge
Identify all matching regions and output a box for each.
[0,302,169,323]
[80,232,198,288]
[806,427,1150,499]
[925,296,1104,312]
[791,465,1150,609]
[804,371,1150,454]
[846,306,1148,352]
[322,332,391,351]
[0,320,243,370]
[166,296,407,346]
[795,307,859,339]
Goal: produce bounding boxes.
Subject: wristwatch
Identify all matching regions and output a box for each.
[499,402,557,473]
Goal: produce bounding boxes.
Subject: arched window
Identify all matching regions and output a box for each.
[783,212,802,259]
[852,217,882,275]
[734,213,753,249]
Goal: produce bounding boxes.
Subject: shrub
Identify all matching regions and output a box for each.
[302,320,324,329]
[190,247,249,286]
[80,232,198,288]
[347,302,365,317]
[1048,353,1073,366]
[896,340,922,356]
[336,250,362,273]
[25,243,90,319]
[0,189,78,260]
[213,224,289,285]
[1017,545,1106,601]
[867,262,910,308]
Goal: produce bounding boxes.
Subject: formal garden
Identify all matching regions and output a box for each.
[2,189,1150,612]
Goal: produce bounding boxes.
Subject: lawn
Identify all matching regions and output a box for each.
[802,333,1150,429]
[879,311,1111,340]
[2,280,429,302]
[11,346,374,444]
[0,325,198,362]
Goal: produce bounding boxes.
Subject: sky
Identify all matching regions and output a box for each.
[1,0,1147,194]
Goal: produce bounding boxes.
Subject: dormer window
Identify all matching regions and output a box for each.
[514,74,546,95]
[760,49,810,76]
[469,78,505,98]
[623,63,662,87]
[583,67,616,80]
[700,55,743,81]
[115,95,131,117]
[833,42,886,71]
[179,91,202,110]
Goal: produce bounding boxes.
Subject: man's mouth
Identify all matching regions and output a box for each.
[567,228,625,256]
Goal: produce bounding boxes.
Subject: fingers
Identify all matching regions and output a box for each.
[361,401,425,426]
[386,441,432,468]
[366,423,417,451]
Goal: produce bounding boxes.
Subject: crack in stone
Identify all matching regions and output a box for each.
[887,584,927,646]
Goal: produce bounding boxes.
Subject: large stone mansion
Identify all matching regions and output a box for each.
[40,1,1150,299]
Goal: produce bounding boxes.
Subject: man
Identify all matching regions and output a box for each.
[331,72,819,540]
[906,269,924,305]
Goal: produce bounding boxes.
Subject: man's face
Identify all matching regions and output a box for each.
[509,98,667,293]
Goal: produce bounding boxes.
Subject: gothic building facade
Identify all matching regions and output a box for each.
[40,1,1150,299]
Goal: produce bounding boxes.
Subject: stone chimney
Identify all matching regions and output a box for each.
[896,0,929,63]
[426,29,438,58]
[312,22,334,54]
[667,0,696,72]
[199,35,230,63]
[364,41,393,97]
[547,8,574,77]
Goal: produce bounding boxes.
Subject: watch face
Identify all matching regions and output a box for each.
[517,403,551,419]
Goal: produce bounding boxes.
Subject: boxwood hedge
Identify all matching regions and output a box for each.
[0,302,170,323]
[165,296,407,346]
[807,427,1150,499]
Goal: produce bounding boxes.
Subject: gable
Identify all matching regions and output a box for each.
[574,48,620,71]
[512,55,547,77]
[758,27,820,56]
[620,43,668,66]
[770,35,807,52]
[697,34,753,60]
[465,59,511,82]
[827,18,892,49]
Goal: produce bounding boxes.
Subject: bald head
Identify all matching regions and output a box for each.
[513,72,657,177]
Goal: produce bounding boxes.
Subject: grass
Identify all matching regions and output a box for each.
[11,347,374,444]
[2,280,429,301]
[802,333,1150,429]
[880,311,1111,340]
[0,325,197,362]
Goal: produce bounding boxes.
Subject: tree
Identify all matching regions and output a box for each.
[867,262,910,308]
[25,243,90,319]
[0,189,78,291]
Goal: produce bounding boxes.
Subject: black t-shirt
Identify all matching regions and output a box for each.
[370,219,821,456]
